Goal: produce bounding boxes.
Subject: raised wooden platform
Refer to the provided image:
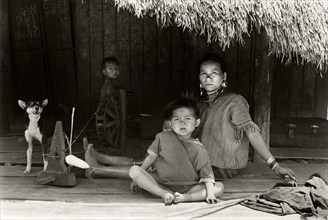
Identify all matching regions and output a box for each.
[1,136,327,219]
[272,147,328,161]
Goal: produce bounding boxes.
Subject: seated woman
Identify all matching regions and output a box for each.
[193,53,295,181]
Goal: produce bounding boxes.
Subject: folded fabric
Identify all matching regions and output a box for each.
[241,176,328,219]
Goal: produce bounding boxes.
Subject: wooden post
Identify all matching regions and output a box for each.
[253,28,273,163]
[119,90,126,154]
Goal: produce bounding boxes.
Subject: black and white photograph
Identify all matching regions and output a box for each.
[0,0,327,219]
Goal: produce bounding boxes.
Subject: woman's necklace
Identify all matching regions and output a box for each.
[205,88,225,106]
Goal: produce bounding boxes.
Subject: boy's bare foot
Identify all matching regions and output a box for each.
[173,192,186,204]
[163,193,175,206]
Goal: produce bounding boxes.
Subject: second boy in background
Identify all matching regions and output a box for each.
[100,56,124,100]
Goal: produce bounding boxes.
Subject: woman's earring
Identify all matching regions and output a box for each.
[200,84,203,96]
[222,80,228,88]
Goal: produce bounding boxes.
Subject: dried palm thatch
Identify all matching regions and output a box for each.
[114,0,328,70]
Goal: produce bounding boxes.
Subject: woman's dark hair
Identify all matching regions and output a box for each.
[101,56,120,70]
[163,96,200,120]
[197,53,226,74]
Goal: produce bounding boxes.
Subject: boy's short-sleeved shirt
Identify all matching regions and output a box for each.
[147,131,215,188]
[195,92,260,169]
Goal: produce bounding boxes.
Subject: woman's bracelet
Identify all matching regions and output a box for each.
[266,156,278,171]
[271,162,278,171]
[266,156,274,165]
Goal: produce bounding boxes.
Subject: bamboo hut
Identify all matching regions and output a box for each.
[0,0,327,147]
[113,0,328,161]
[1,1,328,219]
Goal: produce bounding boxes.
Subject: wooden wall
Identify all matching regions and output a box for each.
[74,0,208,121]
[73,0,260,123]
[272,61,328,118]
[3,0,328,133]
[8,0,77,116]
[0,0,12,133]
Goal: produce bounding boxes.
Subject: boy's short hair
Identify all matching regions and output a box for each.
[197,53,226,74]
[101,56,120,70]
[163,96,200,120]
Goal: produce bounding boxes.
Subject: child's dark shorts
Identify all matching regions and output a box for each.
[166,184,197,194]
[149,171,198,193]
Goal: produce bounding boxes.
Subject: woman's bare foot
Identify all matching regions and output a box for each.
[83,137,89,151]
[83,137,135,166]
[163,193,175,206]
[84,140,100,179]
[173,192,186,204]
[83,137,104,161]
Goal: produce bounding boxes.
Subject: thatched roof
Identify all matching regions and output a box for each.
[114,0,328,70]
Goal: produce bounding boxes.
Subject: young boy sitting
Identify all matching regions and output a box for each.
[129,97,224,205]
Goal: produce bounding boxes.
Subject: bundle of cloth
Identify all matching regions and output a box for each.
[242,175,328,220]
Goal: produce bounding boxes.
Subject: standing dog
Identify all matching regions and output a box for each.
[18,99,57,174]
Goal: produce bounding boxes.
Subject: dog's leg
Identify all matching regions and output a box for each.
[24,130,33,174]
[41,137,49,172]
[42,144,49,171]
[42,151,48,171]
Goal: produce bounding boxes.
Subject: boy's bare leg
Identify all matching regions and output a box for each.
[174,182,224,203]
[84,138,131,179]
[129,165,175,205]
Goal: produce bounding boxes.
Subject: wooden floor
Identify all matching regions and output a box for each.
[1,136,327,219]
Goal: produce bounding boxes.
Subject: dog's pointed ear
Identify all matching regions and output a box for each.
[18,100,26,109]
[42,99,48,107]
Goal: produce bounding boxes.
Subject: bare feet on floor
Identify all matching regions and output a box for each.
[173,192,186,204]
[163,193,175,206]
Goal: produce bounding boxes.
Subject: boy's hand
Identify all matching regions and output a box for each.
[130,181,141,194]
[206,195,220,204]
[204,182,220,204]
